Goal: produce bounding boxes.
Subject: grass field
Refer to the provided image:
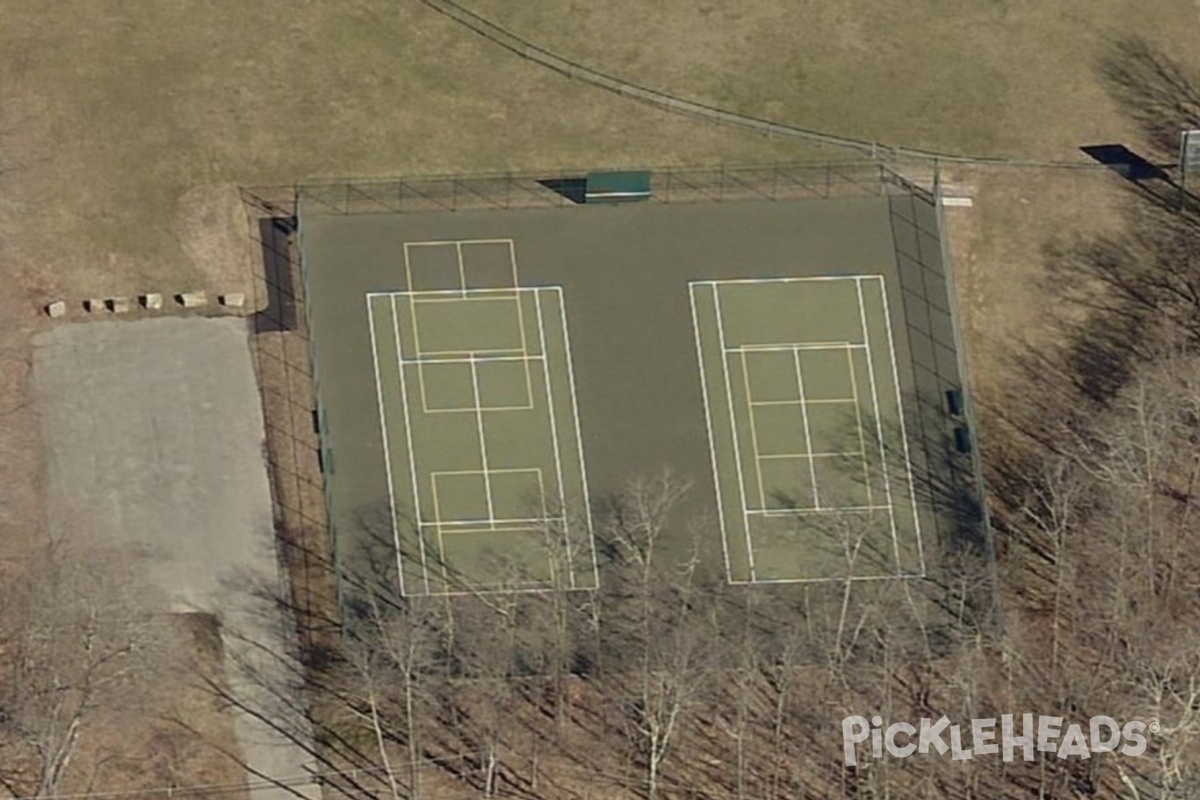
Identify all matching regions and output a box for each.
[464,0,1198,159]
[2,0,1196,305]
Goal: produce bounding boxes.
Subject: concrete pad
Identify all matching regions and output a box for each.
[46,301,66,318]
[33,318,318,800]
[178,291,208,308]
[142,293,164,310]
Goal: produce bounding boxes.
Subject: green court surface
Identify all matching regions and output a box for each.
[367,286,597,595]
[302,190,977,602]
[690,277,925,582]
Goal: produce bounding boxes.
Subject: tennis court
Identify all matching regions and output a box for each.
[299,185,975,602]
[690,276,924,582]
[365,240,596,595]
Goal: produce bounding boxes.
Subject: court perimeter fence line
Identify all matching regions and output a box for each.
[241,161,935,219]
[239,159,996,638]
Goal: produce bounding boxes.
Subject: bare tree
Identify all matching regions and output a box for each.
[344,589,442,800]
[0,536,160,797]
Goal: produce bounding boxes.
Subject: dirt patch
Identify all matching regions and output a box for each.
[175,183,258,302]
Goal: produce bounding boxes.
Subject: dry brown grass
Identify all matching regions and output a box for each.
[937,166,1134,396]
[464,0,1199,159]
[0,0,1195,794]
[66,614,252,797]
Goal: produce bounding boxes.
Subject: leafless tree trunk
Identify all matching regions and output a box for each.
[0,536,159,797]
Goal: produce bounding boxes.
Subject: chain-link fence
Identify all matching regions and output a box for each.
[241,161,932,219]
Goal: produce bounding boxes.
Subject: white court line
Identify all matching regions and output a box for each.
[692,275,879,286]
[713,286,756,582]
[371,287,525,299]
[759,451,865,459]
[409,294,521,305]
[749,504,895,516]
[429,465,449,586]
[506,240,519,292]
[406,292,424,367]
[438,522,560,536]
[557,287,600,589]
[750,397,857,407]
[535,291,574,589]
[846,347,874,508]
[855,278,901,570]
[737,352,769,511]
[401,352,539,365]
[873,275,926,576]
[724,342,865,354]
[425,516,567,528]
[514,268,531,358]
[729,569,926,586]
[421,583,573,597]
[390,295,430,594]
[431,467,540,480]
[454,241,467,296]
[422,398,536,414]
[432,467,544,476]
[365,295,406,598]
[515,290,533,396]
[792,348,821,510]
[688,285,734,582]
[467,354,495,522]
[404,238,516,248]
[409,346,526,359]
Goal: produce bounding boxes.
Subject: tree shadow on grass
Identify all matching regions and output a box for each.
[984,178,1200,582]
[1098,35,1200,160]
[979,33,1200,580]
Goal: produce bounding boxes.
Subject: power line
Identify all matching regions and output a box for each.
[418,0,1155,171]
